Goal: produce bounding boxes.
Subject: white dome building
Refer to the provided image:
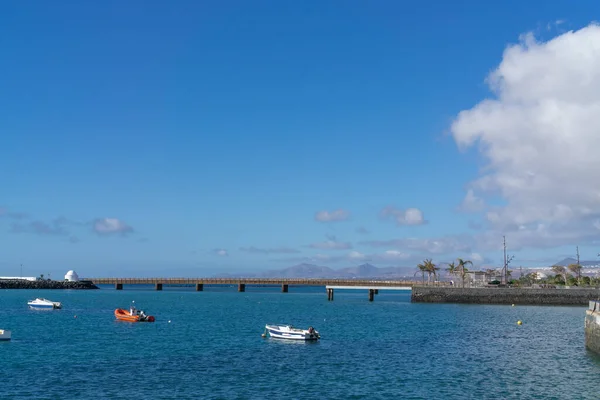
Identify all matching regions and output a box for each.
[64,270,79,282]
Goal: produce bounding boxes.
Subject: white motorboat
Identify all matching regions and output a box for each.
[0,329,11,341]
[28,298,62,309]
[264,324,320,341]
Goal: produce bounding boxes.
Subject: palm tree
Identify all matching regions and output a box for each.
[568,263,582,285]
[456,258,473,288]
[552,265,568,286]
[423,258,439,285]
[446,261,457,284]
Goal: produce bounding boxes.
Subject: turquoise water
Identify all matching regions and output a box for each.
[0,286,598,399]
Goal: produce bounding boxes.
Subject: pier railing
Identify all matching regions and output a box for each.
[84,277,438,286]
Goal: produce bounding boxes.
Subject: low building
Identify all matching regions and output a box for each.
[64,270,79,282]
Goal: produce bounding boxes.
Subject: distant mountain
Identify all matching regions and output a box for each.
[550,258,600,267]
[257,263,414,279]
[260,263,338,278]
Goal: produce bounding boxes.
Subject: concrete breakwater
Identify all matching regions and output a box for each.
[585,301,600,354]
[0,279,99,290]
[412,286,600,305]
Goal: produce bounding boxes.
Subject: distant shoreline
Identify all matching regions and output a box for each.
[0,280,99,290]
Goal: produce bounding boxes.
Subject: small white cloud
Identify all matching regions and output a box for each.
[380,206,425,226]
[213,249,228,256]
[349,251,366,260]
[314,209,350,222]
[93,218,133,235]
[377,250,411,262]
[308,235,352,250]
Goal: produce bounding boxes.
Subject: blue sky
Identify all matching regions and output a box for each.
[2,0,600,278]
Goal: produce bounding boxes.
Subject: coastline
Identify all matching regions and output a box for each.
[0,279,99,290]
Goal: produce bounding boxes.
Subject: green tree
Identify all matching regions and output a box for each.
[552,265,568,286]
[568,263,582,285]
[423,258,439,285]
[456,258,473,288]
[446,261,457,284]
[582,276,591,286]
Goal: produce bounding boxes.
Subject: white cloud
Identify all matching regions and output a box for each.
[308,234,352,250]
[378,250,411,262]
[451,23,600,249]
[360,235,472,254]
[314,209,350,222]
[93,218,133,235]
[213,249,228,256]
[349,251,366,260]
[380,206,426,226]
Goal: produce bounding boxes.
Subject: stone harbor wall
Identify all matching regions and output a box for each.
[0,279,99,289]
[411,286,600,305]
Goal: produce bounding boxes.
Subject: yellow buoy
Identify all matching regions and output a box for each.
[512,304,515,307]
[517,320,522,325]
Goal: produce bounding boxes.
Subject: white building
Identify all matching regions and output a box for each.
[64,270,79,282]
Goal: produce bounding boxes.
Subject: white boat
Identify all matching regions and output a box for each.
[0,329,11,341]
[28,298,62,309]
[264,324,320,341]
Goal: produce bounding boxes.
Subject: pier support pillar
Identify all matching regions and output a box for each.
[195,283,203,291]
[369,289,375,302]
[155,283,163,291]
[115,283,123,290]
[282,284,288,293]
[327,288,334,301]
[238,283,245,292]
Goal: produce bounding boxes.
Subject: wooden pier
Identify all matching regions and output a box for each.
[326,285,412,301]
[85,278,447,301]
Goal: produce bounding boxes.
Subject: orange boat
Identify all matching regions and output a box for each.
[114,308,155,323]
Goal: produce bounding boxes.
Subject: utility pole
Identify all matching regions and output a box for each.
[576,246,581,281]
[503,236,507,284]
[503,236,514,285]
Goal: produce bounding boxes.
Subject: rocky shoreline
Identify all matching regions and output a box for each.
[412,286,600,305]
[0,279,99,290]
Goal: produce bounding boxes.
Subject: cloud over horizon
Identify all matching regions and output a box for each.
[452,23,600,250]
[380,206,426,226]
[308,234,352,250]
[239,246,300,254]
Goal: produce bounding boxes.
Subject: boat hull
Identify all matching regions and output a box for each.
[28,299,62,309]
[114,308,155,323]
[0,329,11,341]
[265,325,320,341]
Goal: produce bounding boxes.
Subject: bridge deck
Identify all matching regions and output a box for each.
[86,278,420,286]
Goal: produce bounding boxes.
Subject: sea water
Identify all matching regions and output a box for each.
[0,286,598,399]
